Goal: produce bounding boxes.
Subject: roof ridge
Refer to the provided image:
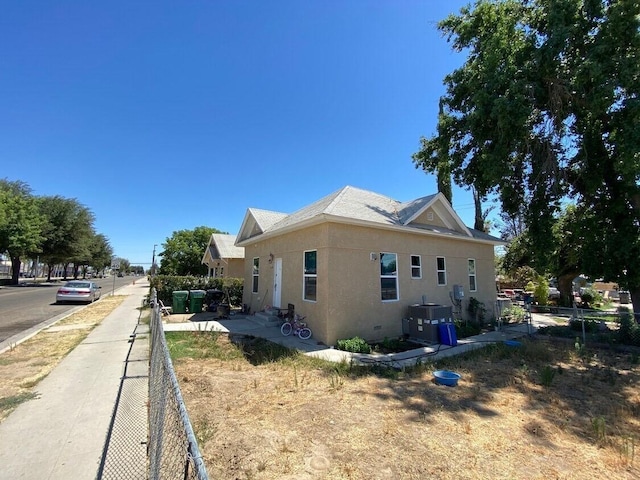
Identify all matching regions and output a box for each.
[324,185,353,215]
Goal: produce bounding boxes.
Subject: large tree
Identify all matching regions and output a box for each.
[0,179,44,284]
[158,226,224,276]
[37,195,97,279]
[88,233,113,276]
[414,0,640,315]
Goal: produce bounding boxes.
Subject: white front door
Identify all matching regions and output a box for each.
[272,258,282,308]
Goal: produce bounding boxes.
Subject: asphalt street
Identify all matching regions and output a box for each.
[0,275,138,343]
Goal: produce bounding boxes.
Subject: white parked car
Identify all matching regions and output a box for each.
[56,281,102,304]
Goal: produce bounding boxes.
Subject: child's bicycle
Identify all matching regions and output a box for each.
[280,314,312,340]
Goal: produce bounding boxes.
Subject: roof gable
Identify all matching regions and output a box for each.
[201,233,244,265]
[236,208,288,244]
[400,192,471,236]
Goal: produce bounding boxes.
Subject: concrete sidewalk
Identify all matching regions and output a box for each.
[0,279,150,480]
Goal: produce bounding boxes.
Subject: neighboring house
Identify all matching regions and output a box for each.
[235,186,506,346]
[201,234,245,278]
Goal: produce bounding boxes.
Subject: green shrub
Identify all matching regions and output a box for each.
[534,278,550,306]
[336,337,372,354]
[455,319,482,338]
[149,275,244,306]
[579,287,603,308]
[467,297,486,325]
[503,305,527,323]
[618,312,640,347]
[569,318,601,334]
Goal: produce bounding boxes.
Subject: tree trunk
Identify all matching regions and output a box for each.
[557,273,577,307]
[10,256,21,285]
[630,286,640,323]
[473,188,484,232]
[46,263,54,282]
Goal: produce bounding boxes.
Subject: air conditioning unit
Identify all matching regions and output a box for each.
[406,304,453,343]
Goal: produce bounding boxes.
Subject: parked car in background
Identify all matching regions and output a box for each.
[56,281,102,304]
[501,289,516,299]
[548,287,560,300]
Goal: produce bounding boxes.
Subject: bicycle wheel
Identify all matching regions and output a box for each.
[280,322,293,336]
[298,327,312,340]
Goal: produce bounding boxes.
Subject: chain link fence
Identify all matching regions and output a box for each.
[148,290,209,480]
[96,307,150,480]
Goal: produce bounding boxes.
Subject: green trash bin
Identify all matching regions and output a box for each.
[172,290,189,314]
[189,289,206,314]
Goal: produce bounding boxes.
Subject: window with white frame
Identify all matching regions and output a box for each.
[380,252,398,301]
[303,250,317,301]
[436,256,447,286]
[410,255,422,279]
[468,258,477,292]
[252,257,259,293]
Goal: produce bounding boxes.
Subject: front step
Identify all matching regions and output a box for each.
[254,311,282,327]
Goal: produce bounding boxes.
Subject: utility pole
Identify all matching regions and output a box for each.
[151,244,157,276]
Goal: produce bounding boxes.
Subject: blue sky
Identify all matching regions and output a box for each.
[1,1,480,267]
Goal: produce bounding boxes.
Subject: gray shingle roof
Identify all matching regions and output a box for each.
[249,208,288,231]
[211,234,244,259]
[269,186,406,231]
[238,185,505,245]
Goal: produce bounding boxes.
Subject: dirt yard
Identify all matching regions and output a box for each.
[170,332,640,480]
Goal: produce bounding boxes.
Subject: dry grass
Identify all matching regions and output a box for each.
[169,332,640,480]
[0,295,127,422]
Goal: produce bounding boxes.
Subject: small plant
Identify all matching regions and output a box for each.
[619,435,636,466]
[540,365,556,387]
[503,305,526,323]
[518,362,530,377]
[592,416,607,444]
[335,336,372,354]
[579,287,604,308]
[454,319,482,338]
[531,276,550,306]
[467,297,486,324]
[328,372,344,391]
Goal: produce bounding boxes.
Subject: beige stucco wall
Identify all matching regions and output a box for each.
[242,222,498,346]
[205,257,244,278]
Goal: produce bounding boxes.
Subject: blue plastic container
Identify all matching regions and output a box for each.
[504,340,522,347]
[433,370,461,387]
[438,322,458,346]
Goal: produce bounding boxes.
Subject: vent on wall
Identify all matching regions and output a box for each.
[427,211,434,221]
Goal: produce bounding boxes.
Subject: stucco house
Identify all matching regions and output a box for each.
[235,185,505,346]
[201,233,245,278]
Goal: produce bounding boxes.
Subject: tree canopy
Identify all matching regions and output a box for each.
[158,226,225,276]
[0,179,44,282]
[413,0,640,312]
[0,178,113,284]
